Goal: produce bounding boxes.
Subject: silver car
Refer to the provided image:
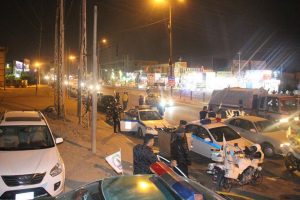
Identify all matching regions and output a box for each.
[224,116,290,157]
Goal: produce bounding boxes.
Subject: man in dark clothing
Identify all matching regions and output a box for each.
[112,104,121,133]
[199,106,208,120]
[139,95,144,105]
[171,120,190,177]
[133,134,158,174]
[207,108,216,118]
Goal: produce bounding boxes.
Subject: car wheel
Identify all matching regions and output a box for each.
[285,152,298,172]
[138,128,144,138]
[262,143,275,157]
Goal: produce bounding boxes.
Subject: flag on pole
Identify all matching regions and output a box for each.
[222,133,227,155]
[105,150,123,174]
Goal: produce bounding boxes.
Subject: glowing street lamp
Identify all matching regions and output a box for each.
[153,0,185,95]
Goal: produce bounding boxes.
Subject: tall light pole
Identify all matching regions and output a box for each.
[238,51,241,77]
[154,0,185,95]
[34,62,41,96]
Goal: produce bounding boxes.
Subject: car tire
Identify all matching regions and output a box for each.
[262,143,275,157]
[138,128,144,138]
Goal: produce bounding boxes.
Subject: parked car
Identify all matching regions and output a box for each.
[186,121,252,159]
[54,162,226,200]
[0,111,65,199]
[224,115,290,157]
[97,95,115,113]
[120,105,172,137]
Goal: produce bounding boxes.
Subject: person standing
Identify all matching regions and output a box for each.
[133,134,158,174]
[139,95,144,106]
[199,106,208,121]
[112,104,121,133]
[122,92,129,110]
[171,120,191,177]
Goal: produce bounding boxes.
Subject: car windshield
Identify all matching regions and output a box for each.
[0,125,55,151]
[280,99,298,112]
[209,126,241,142]
[254,120,281,132]
[139,111,162,121]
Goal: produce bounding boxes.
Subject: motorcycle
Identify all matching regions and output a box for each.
[207,143,264,192]
[281,135,300,172]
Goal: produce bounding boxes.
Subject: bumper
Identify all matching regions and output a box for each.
[0,172,65,198]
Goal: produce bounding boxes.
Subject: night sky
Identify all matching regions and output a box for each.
[0,0,300,71]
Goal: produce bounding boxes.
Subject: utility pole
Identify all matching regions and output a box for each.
[57,0,65,119]
[78,0,88,126]
[91,5,98,154]
[54,0,59,113]
[168,3,174,96]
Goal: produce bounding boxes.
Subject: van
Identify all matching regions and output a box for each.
[208,87,300,122]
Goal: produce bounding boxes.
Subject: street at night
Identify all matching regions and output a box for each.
[1,0,300,200]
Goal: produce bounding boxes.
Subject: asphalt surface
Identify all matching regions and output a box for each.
[0,85,299,200]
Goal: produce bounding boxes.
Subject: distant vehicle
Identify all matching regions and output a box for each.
[208,87,300,122]
[186,121,252,159]
[120,105,172,137]
[97,95,115,113]
[54,162,226,200]
[0,111,65,199]
[224,115,290,157]
[145,93,174,107]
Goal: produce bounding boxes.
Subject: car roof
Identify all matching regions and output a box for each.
[0,111,46,126]
[188,121,227,129]
[230,115,267,122]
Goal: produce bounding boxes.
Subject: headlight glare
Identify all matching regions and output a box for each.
[50,163,63,177]
[280,142,290,148]
[168,99,174,106]
[279,118,289,123]
[294,117,299,121]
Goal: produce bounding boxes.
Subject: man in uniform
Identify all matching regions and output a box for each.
[133,134,158,174]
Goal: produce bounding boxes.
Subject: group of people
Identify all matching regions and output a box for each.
[133,120,190,177]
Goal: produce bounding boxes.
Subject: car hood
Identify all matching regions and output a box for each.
[217,138,252,150]
[0,147,60,175]
[143,120,171,129]
[261,130,289,143]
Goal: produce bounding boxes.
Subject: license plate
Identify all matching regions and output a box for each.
[16,192,34,200]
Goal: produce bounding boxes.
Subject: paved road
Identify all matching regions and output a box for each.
[1,86,299,199]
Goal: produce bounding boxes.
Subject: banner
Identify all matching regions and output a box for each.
[105,150,123,174]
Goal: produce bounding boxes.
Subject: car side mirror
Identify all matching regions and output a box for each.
[250,128,256,133]
[204,138,211,142]
[56,138,63,144]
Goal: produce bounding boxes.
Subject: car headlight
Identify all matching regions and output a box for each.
[279,118,289,123]
[168,99,174,106]
[294,117,299,121]
[146,127,153,131]
[50,162,63,177]
[160,99,166,107]
[280,142,290,148]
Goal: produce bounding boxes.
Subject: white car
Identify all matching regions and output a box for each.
[120,106,172,137]
[0,111,65,199]
[224,115,290,157]
[187,122,252,159]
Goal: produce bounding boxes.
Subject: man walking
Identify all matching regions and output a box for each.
[171,120,191,177]
[133,134,158,174]
[122,92,129,110]
[199,106,208,121]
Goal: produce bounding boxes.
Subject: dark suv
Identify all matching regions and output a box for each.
[97,95,115,112]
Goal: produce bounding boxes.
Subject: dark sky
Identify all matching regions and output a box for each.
[0,0,300,71]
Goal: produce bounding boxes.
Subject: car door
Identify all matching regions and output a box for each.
[233,119,258,143]
[120,109,138,132]
[191,125,214,158]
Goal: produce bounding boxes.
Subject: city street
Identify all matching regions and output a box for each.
[0,86,300,199]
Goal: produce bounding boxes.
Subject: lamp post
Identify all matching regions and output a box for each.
[68,55,76,98]
[154,0,184,96]
[34,62,41,96]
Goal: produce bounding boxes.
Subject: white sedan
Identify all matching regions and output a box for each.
[224,115,290,157]
[186,122,252,159]
[120,106,172,137]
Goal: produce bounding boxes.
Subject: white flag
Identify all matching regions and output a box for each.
[222,133,227,154]
[105,150,123,174]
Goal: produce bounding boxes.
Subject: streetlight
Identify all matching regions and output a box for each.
[67,55,76,97]
[154,0,185,95]
[34,62,41,96]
